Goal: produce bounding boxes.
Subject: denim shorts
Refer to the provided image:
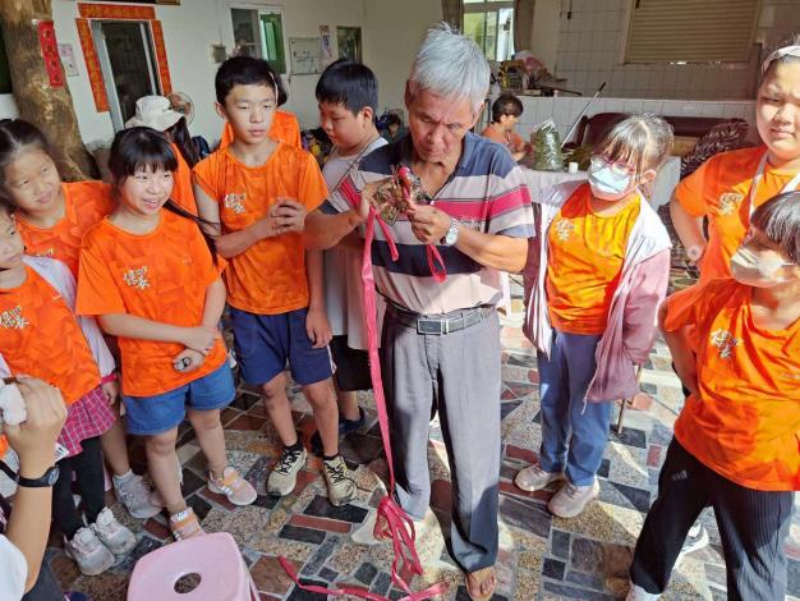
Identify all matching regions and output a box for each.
[229,306,334,387]
[122,361,236,436]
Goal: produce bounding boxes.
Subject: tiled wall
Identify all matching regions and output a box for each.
[551,0,800,100]
[512,96,757,143]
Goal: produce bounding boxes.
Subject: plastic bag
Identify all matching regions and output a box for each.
[532,119,565,171]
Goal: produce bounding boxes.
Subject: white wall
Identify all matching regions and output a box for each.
[363,0,443,116]
[0,95,17,119]
[548,0,800,100]
[530,0,560,72]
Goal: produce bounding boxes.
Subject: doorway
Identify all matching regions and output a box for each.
[91,20,162,131]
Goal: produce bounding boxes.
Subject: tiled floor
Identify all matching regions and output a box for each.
[22,209,800,599]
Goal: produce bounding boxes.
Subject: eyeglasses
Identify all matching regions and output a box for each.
[590,155,637,180]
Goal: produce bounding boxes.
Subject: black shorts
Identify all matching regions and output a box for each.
[330,335,372,392]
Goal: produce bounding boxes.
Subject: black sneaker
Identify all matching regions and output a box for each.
[311,407,367,454]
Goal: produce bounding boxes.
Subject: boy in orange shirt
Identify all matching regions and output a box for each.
[627,191,800,601]
[194,56,355,506]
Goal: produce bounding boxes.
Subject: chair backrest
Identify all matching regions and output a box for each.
[572,112,734,147]
[127,532,257,601]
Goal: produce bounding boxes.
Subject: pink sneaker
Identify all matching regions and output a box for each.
[208,467,257,506]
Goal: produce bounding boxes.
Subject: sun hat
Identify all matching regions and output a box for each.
[125,96,183,131]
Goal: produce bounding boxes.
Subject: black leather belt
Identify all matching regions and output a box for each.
[389,305,494,335]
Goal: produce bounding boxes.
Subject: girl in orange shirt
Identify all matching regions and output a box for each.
[0,119,161,521]
[77,128,256,540]
[517,115,673,519]
[627,191,800,601]
[671,37,800,279]
[0,205,137,577]
[125,95,200,215]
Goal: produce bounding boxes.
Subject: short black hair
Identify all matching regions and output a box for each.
[751,190,800,264]
[315,58,378,115]
[491,94,523,123]
[215,56,287,106]
[386,114,403,128]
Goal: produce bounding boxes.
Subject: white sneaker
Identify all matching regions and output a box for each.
[547,479,600,518]
[113,472,163,519]
[65,526,116,576]
[91,507,137,556]
[514,463,565,492]
[322,455,355,507]
[625,581,660,600]
[677,523,709,563]
[267,446,307,496]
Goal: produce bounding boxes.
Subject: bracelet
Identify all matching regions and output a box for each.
[100,373,118,385]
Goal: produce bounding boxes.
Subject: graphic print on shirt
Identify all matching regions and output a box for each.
[224,193,246,215]
[0,306,28,330]
[554,219,575,242]
[718,192,744,216]
[123,266,150,291]
[710,328,739,359]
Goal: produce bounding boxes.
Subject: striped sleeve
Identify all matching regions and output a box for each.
[320,172,362,215]
[486,164,534,238]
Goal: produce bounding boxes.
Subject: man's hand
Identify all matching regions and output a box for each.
[173,349,205,372]
[4,378,67,476]
[406,204,451,244]
[306,306,333,349]
[100,380,119,406]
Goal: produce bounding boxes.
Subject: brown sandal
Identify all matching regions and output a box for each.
[466,566,497,601]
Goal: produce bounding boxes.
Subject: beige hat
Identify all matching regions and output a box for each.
[125,95,183,131]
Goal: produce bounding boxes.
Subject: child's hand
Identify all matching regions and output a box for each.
[271,199,307,234]
[173,349,204,372]
[181,326,220,355]
[672,354,699,397]
[306,306,332,349]
[4,377,66,475]
[100,380,119,406]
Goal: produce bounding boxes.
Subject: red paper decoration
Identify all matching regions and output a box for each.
[37,20,64,87]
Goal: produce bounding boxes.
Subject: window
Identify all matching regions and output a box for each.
[463,0,515,62]
[230,7,287,74]
[625,0,760,64]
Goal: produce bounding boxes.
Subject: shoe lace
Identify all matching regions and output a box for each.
[563,483,582,499]
[325,459,348,485]
[275,448,303,475]
[119,476,150,505]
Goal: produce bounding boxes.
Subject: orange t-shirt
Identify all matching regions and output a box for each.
[481,125,526,153]
[193,143,328,314]
[666,279,800,492]
[219,110,302,150]
[0,266,100,405]
[15,181,114,277]
[170,143,198,215]
[675,146,800,283]
[546,184,641,335]
[76,210,226,397]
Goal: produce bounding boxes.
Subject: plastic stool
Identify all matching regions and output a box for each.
[127,532,258,601]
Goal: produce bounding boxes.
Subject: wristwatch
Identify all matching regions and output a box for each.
[17,465,60,488]
[443,218,460,247]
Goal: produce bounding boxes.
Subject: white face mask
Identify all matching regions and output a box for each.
[587,157,635,201]
[730,246,795,287]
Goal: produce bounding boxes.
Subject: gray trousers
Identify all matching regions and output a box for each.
[380,307,502,572]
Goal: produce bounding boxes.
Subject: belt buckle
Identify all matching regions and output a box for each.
[417,319,443,335]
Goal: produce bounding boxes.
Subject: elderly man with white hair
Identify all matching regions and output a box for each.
[305,24,533,599]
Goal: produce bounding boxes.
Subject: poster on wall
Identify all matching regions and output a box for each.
[58,44,79,77]
[319,25,334,65]
[337,27,362,63]
[289,37,323,75]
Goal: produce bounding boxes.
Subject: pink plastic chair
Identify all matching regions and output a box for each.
[127,532,258,601]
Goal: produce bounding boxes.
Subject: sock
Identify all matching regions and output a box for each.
[112,469,134,485]
[323,453,340,462]
[285,440,303,453]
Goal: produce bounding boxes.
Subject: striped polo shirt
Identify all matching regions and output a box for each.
[320,132,534,315]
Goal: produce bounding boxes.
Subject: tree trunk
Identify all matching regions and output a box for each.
[0,0,97,180]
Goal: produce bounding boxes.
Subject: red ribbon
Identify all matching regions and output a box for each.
[281,175,448,600]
